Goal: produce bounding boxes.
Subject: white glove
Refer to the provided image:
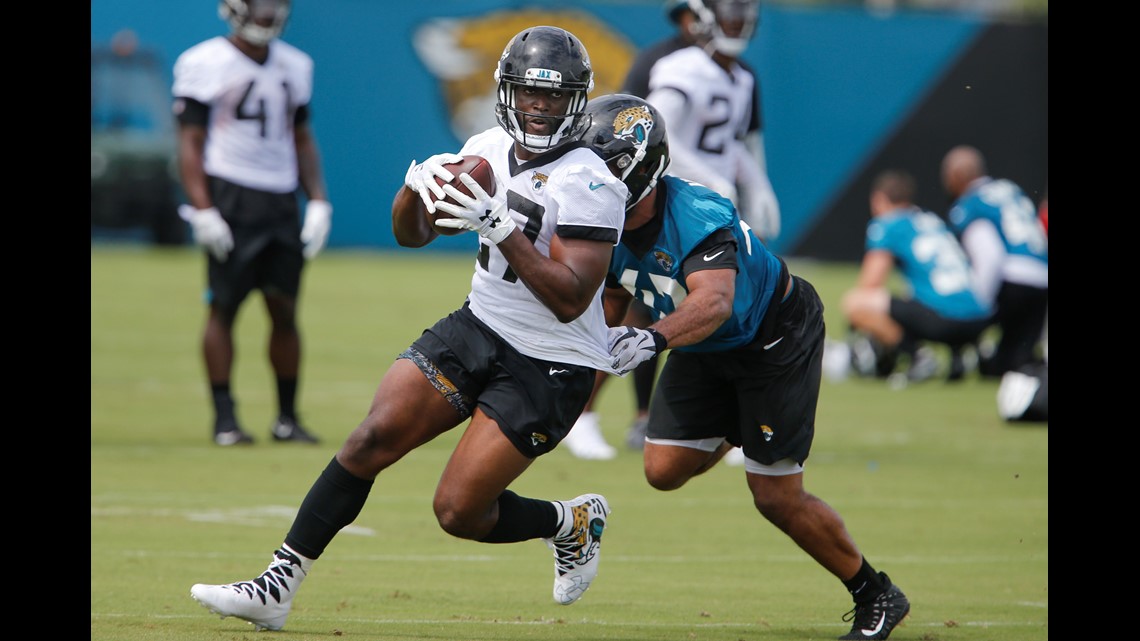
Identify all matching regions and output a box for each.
[180,205,233,261]
[434,173,516,245]
[741,187,780,241]
[404,153,463,214]
[608,326,667,376]
[300,199,333,259]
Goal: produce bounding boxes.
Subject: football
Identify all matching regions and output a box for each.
[428,155,496,236]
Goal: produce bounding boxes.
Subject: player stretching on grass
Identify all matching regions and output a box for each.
[188,25,625,630]
[582,93,910,640]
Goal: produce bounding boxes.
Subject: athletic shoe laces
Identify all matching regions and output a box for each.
[230,549,304,604]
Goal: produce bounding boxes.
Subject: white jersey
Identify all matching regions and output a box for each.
[457,128,628,373]
[645,46,755,196]
[172,36,313,193]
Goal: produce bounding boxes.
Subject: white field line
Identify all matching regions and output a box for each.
[91,612,1048,630]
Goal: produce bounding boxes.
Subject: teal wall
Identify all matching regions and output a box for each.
[93,2,1032,258]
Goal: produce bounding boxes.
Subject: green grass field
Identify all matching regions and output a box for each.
[91,245,1047,641]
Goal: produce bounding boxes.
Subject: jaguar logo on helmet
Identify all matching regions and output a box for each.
[610,105,655,153]
[582,94,671,211]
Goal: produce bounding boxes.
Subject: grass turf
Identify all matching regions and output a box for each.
[91,245,1047,641]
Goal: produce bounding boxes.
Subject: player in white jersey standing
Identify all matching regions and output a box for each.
[647,0,780,243]
[187,25,623,632]
[172,0,332,446]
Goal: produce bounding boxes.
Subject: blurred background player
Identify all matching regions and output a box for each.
[648,0,779,242]
[840,170,991,383]
[173,0,332,445]
[563,0,780,461]
[584,93,910,640]
[941,145,1048,378]
[187,25,620,631]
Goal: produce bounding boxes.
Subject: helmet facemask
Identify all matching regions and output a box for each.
[691,0,760,57]
[494,26,595,154]
[495,80,590,154]
[219,0,291,47]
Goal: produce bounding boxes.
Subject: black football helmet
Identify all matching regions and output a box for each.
[581,94,670,211]
[219,0,291,47]
[494,26,595,153]
[690,0,761,57]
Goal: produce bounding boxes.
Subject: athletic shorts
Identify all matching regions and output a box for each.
[401,303,597,458]
[889,297,991,348]
[205,176,304,311]
[647,275,824,466]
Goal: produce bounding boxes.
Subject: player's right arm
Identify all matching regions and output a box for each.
[174,101,211,210]
[391,153,462,248]
[391,183,437,248]
[856,249,894,290]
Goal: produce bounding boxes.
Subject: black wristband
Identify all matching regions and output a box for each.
[646,327,668,352]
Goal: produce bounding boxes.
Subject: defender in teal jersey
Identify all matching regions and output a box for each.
[942,145,1048,377]
[584,93,910,640]
[842,169,993,380]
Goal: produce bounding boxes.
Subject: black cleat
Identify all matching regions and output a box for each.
[839,574,910,640]
[271,416,320,444]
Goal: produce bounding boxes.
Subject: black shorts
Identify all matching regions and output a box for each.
[401,303,597,458]
[647,275,824,466]
[889,297,991,348]
[205,176,304,311]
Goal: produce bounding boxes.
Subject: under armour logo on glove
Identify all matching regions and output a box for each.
[434,174,516,245]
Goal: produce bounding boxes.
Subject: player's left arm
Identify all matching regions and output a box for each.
[294,111,327,202]
[502,232,615,324]
[736,132,780,241]
[647,236,737,348]
[652,267,734,348]
[491,166,624,323]
[602,277,634,327]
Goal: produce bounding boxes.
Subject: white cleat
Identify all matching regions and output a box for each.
[562,412,617,460]
[189,548,307,631]
[545,493,611,605]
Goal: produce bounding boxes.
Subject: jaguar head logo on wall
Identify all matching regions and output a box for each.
[412,9,636,143]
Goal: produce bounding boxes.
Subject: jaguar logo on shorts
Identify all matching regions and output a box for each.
[760,425,774,442]
[531,432,548,447]
[531,171,548,191]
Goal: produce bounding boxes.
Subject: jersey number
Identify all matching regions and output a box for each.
[234,80,293,139]
[696,95,750,155]
[911,216,973,296]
